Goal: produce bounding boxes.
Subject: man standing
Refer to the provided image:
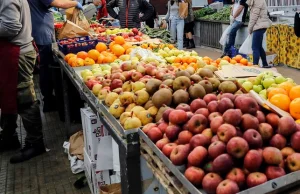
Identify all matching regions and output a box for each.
[0,0,45,163]
[27,0,83,112]
[221,0,248,57]
[107,0,154,28]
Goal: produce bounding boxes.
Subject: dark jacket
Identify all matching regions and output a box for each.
[107,0,154,28]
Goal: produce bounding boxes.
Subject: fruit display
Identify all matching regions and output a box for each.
[142,92,300,194]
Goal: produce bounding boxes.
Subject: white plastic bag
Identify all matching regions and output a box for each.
[239,33,267,55]
[219,26,231,46]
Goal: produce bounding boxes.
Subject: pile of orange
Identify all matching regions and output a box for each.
[172,56,198,70]
[268,84,300,119]
[212,55,253,67]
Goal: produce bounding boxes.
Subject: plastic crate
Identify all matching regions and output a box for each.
[58,36,98,55]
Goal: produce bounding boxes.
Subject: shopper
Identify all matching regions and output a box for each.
[106,0,154,28]
[0,0,46,163]
[248,0,272,67]
[145,4,159,28]
[94,0,108,20]
[165,0,185,49]
[221,0,248,57]
[184,0,195,49]
[27,0,83,112]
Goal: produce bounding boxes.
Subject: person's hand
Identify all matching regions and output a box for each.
[76,2,83,10]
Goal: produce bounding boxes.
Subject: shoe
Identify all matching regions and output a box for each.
[183,39,189,48]
[262,65,271,68]
[0,135,21,151]
[10,142,46,164]
[187,39,196,49]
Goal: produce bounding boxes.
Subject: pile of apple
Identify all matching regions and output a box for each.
[142,92,300,194]
[97,28,149,43]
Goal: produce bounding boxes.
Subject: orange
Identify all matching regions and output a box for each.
[173,62,181,67]
[96,42,107,52]
[122,42,132,51]
[230,60,237,64]
[71,58,84,67]
[215,58,222,64]
[289,85,300,100]
[109,41,116,50]
[203,56,211,62]
[64,53,76,62]
[168,44,175,49]
[278,82,294,94]
[151,44,158,49]
[269,94,291,112]
[103,55,114,63]
[187,57,197,64]
[235,55,243,63]
[141,43,148,49]
[247,62,253,66]
[211,62,218,67]
[114,36,125,45]
[126,48,133,54]
[112,44,125,56]
[290,98,300,119]
[181,56,189,63]
[203,59,210,65]
[268,88,288,99]
[174,57,182,63]
[88,49,100,61]
[222,56,231,62]
[240,58,248,66]
[97,54,105,64]
[84,57,95,66]
[68,56,77,65]
[77,51,88,60]
[182,62,189,67]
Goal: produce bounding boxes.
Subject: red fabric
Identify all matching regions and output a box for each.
[0,40,20,114]
[96,0,108,20]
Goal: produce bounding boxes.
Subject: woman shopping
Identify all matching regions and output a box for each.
[248,0,272,68]
[165,0,185,49]
[184,0,195,49]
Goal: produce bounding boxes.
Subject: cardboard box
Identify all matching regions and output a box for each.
[81,108,110,161]
[84,148,96,194]
[248,52,277,67]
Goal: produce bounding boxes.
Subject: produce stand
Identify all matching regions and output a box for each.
[53,49,142,194]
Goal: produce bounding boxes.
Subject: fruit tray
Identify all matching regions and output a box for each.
[139,129,300,194]
[58,36,98,55]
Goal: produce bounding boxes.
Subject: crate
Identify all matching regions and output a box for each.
[57,36,98,55]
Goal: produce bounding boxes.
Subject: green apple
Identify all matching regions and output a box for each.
[238,79,246,85]
[92,68,102,74]
[263,71,274,77]
[101,64,111,71]
[262,78,275,89]
[275,75,287,84]
[286,78,295,83]
[91,64,100,70]
[253,85,263,93]
[253,77,262,85]
[191,50,198,56]
[242,81,253,92]
[259,89,267,99]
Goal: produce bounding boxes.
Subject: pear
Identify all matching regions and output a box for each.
[131,106,146,116]
[172,89,189,105]
[162,79,173,88]
[146,79,162,95]
[105,92,119,107]
[119,92,135,106]
[136,110,153,126]
[125,103,136,112]
[124,116,142,130]
[98,88,110,100]
[218,81,238,93]
[148,106,158,116]
[198,68,214,78]
[155,106,169,122]
[208,78,220,91]
[109,103,125,118]
[144,100,154,110]
[186,67,195,75]
[122,81,132,92]
[132,81,145,92]
[173,76,191,91]
[190,74,202,83]
[92,84,102,96]
[120,112,135,126]
[199,80,213,93]
[175,70,190,78]
[135,90,150,105]
[152,88,173,108]
[188,84,206,99]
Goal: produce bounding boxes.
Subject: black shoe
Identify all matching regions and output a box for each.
[187,39,196,49]
[0,135,21,151]
[262,65,271,68]
[183,40,189,48]
[10,142,46,164]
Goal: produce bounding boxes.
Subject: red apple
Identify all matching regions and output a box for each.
[162,108,174,123]
[190,99,207,113]
[178,130,193,145]
[169,110,188,125]
[226,168,246,188]
[170,144,190,166]
[241,114,259,130]
[223,109,242,126]
[266,113,280,129]
[246,172,267,188]
[202,173,223,194]
[188,146,208,166]
[243,129,263,149]
[165,125,181,141]
[265,166,285,180]
[208,112,222,122]
[142,123,157,134]
[263,147,283,165]
[226,137,249,159]
[212,154,234,174]
[290,131,300,152]
[281,147,295,159]
[187,114,208,134]
[211,135,219,143]
[208,141,226,159]
[220,93,236,102]
[131,71,143,82]
[190,134,210,149]
[110,79,123,90]
[203,94,218,104]
[111,72,126,82]
[184,167,205,186]
[217,124,237,143]
[286,153,300,172]
[147,127,163,143]
[269,134,287,149]
[186,112,194,120]
[218,98,234,113]
[258,123,274,141]
[176,103,191,112]
[162,143,177,157]
[256,110,266,123]
[278,116,296,137]
[195,108,210,118]
[211,117,224,134]
[202,128,213,140]
[234,96,259,115]
[157,122,168,134]
[216,179,239,194]
[156,138,170,150]
[244,150,263,172]
[207,101,219,113]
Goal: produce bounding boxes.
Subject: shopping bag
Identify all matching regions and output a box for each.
[100,183,121,194]
[70,8,90,31]
[69,131,84,160]
[219,26,231,46]
[239,35,253,54]
[66,7,75,20]
[179,2,188,19]
[58,20,89,39]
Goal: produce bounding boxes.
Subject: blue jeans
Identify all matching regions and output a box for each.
[224,20,243,54]
[252,28,268,66]
[170,17,184,49]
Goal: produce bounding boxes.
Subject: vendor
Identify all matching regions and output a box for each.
[106,0,154,28]
[0,0,46,163]
[27,0,83,112]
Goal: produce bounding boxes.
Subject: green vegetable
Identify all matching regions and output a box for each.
[194,7,216,19]
[140,26,172,43]
[199,6,249,22]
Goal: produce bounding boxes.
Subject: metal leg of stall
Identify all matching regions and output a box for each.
[60,69,72,138]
